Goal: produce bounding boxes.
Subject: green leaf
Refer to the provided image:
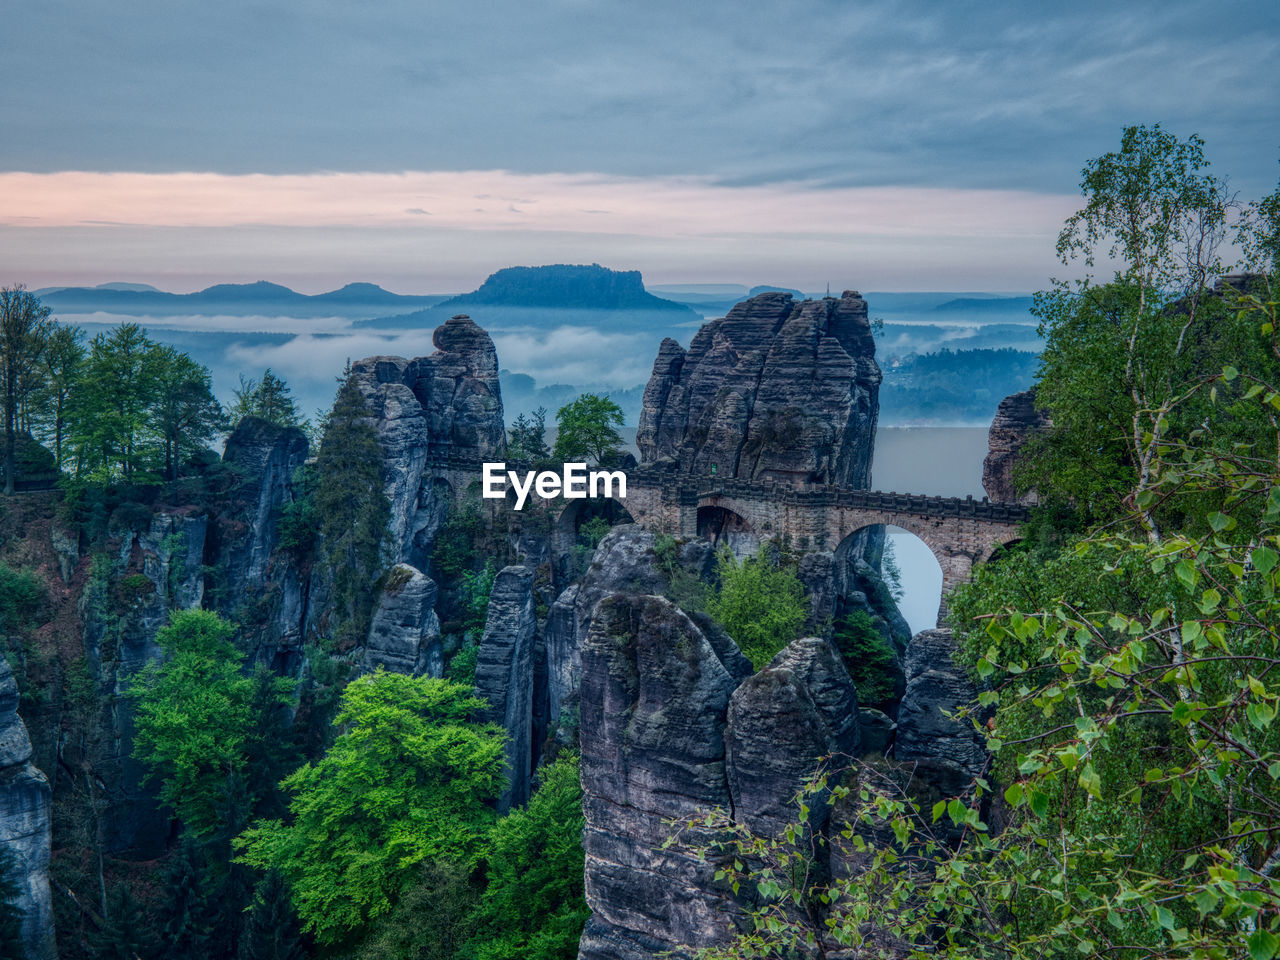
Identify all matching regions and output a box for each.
[1175,559,1198,589]
[1252,547,1279,576]
[1078,764,1102,799]
[1003,783,1024,807]
[1248,930,1279,960]
[1223,365,1239,382]
[1247,701,1276,731]
[1028,789,1050,818]
[931,800,946,823]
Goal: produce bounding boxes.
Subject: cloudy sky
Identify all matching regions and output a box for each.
[3,0,1277,293]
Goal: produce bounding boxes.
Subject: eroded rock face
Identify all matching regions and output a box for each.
[726,637,859,838]
[0,662,55,960]
[474,566,537,813]
[637,291,880,487]
[982,388,1050,504]
[895,628,988,794]
[82,511,208,857]
[345,314,505,569]
[221,416,310,599]
[539,527,745,755]
[578,594,748,960]
[363,564,443,678]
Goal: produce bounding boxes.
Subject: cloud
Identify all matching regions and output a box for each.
[222,325,657,401]
[1,1,1275,193]
[0,169,1078,237]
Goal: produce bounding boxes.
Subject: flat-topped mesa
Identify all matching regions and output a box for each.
[636,290,880,488]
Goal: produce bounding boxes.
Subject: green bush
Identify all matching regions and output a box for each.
[830,610,901,709]
[432,505,484,579]
[0,563,43,634]
[706,545,808,670]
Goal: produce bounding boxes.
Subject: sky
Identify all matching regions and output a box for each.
[3,0,1278,293]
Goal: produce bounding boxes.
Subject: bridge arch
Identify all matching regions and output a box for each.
[826,507,1020,623]
[833,524,941,636]
[696,505,759,557]
[554,495,634,577]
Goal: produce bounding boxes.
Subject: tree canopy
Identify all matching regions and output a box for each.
[235,673,506,944]
[553,393,624,464]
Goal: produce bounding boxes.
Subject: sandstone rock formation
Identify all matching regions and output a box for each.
[726,637,860,839]
[895,628,989,794]
[474,565,537,812]
[538,527,740,756]
[346,313,505,569]
[578,594,749,960]
[82,510,208,856]
[0,661,55,960]
[636,291,880,487]
[220,415,310,599]
[982,388,1050,504]
[363,564,443,678]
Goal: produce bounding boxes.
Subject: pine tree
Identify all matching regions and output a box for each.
[232,368,302,427]
[30,323,84,469]
[90,885,155,960]
[313,377,389,648]
[238,870,306,960]
[151,346,224,480]
[0,285,51,495]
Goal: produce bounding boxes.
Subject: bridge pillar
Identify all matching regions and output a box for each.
[678,499,699,538]
[936,552,975,627]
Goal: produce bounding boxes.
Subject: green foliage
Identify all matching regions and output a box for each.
[446,641,479,685]
[90,885,155,960]
[830,610,901,708]
[706,545,808,670]
[431,503,484,579]
[231,368,302,427]
[0,562,43,635]
[276,465,318,561]
[654,533,711,613]
[350,859,482,960]
[462,753,589,960]
[129,609,294,839]
[459,559,497,637]
[66,322,161,483]
[578,515,612,550]
[235,672,506,944]
[150,345,225,480]
[0,284,52,495]
[30,322,84,468]
[1020,124,1270,535]
[508,405,550,461]
[313,377,390,648]
[238,870,306,960]
[553,393,625,464]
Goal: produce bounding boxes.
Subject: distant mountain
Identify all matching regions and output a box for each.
[36,281,449,318]
[444,264,694,312]
[934,296,1036,314]
[359,264,701,331]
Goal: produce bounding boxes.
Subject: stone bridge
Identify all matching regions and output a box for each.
[617,467,1028,611]
[433,453,1030,617]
